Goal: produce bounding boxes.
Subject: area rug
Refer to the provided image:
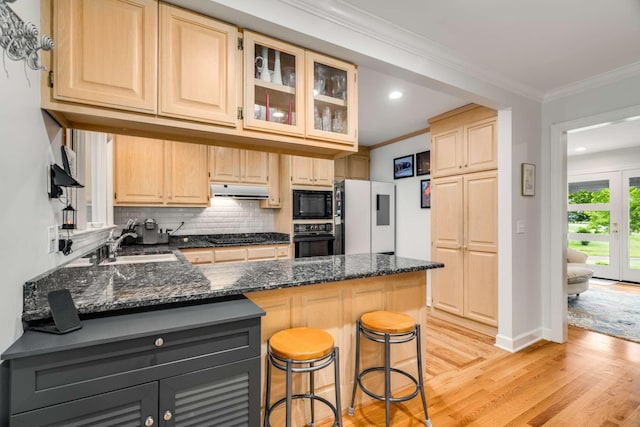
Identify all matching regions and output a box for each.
[568,287,640,343]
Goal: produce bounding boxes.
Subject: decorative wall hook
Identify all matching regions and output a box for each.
[0,0,54,86]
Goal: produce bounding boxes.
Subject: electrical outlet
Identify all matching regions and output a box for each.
[48,226,58,253]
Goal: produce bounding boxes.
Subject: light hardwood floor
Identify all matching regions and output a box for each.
[318,315,640,426]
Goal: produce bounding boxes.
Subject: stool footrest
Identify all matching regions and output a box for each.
[265,394,339,427]
[356,367,420,403]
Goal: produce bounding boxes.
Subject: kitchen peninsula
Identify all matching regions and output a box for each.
[5,249,442,426]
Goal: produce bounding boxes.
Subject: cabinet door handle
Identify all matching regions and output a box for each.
[163,410,173,421]
[155,337,164,347]
[145,416,155,426]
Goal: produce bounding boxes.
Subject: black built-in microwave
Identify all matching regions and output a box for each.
[292,190,333,220]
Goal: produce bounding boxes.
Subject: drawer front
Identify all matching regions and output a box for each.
[276,245,290,258]
[10,318,261,414]
[180,248,214,264]
[214,248,247,262]
[247,246,277,260]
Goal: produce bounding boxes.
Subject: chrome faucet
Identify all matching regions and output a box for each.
[105,230,138,261]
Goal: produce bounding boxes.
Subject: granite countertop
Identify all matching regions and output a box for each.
[167,232,290,249]
[23,238,442,323]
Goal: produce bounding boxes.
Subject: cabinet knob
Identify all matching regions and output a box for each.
[163,410,173,421]
[155,337,164,347]
[145,416,154,426]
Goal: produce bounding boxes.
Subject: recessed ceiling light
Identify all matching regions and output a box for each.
[389,91,403,100]
[575,147,586,152]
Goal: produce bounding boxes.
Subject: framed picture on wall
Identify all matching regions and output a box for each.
[521,163,536,196]
[421,179,431,208]
[416,150,430,176]
[393,154,414,179]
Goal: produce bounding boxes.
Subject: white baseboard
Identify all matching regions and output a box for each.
[495,327,544,353]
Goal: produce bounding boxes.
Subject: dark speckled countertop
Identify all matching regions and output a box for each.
[22,232,443,323]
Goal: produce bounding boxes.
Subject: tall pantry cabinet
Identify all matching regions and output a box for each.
[429,105,498,328]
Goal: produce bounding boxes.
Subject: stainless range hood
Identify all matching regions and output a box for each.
[211,183,269,199]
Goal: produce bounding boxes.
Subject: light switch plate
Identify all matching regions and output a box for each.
[48,226,58,253]
[516,220,527,234]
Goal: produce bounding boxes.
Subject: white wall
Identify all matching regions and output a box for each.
[0,2,69,354]
[370,134,431,261]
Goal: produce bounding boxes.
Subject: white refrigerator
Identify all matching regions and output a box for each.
[334,179,395,255]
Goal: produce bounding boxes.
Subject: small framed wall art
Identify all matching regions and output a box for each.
[421,179,431,208]
[393,154,414,179]
[416,150,431,176]
[521,163,535,196]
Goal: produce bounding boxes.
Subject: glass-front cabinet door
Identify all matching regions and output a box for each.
[306,51,358,144]
[244,31,305,136]
[305,52,357,145]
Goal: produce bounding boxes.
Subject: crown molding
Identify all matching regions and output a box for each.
[544,60,640,103]
[277,0,544,102]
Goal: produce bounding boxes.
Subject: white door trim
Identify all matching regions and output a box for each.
[547,104,640,343]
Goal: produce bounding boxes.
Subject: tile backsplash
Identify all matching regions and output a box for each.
[114,199,276,235]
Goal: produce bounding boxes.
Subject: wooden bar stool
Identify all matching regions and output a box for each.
[264,327,342,427]
[348,311,431,427]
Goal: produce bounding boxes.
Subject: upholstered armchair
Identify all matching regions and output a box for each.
[567,248,593,296]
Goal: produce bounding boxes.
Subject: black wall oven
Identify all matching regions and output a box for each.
[292,190,333,220]
[293,223,334,258]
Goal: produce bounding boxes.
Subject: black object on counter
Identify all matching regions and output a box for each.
[30,289,82,334]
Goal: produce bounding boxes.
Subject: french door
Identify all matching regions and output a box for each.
[622,169,640,282]
[568,170,640,282]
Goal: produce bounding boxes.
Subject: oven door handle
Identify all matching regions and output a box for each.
[293,235,336,242]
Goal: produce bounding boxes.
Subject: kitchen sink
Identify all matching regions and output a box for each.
[65,253,178,267]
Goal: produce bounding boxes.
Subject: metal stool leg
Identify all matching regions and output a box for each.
[310,361,316,427]
[415,324,432,427]
[384,332,391,427]
[264,348,272,427]
[334,347,343,426]
[286,359,293,427]
[348,319,361,416]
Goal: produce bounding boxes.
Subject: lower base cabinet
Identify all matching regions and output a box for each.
[3,299,263,427]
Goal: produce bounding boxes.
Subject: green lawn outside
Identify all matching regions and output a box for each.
[568,235,640,269]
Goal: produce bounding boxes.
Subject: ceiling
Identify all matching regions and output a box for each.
[567,117,640,157]
[345,0,640,146]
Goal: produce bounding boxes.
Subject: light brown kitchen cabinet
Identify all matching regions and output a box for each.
[430,105,497,178]
[430,104,498,329]
[114,135,209,206]
[208,147,268,184]
[159,3,238,126]
[431,171,498,327]
[43,0,359,157]
[53,0,158,113]
[181,244,291,265]
[243,31,305,136]
[291,156,334,187]
[260,153,282,208]
[305,52,358,145]
[334,150,370,181]
[114,135,165,205]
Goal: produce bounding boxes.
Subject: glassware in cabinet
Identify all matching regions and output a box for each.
[305,52,357,145]
[243,31,305,136]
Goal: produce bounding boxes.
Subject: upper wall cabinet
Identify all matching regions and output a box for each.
[53,0,158,113]
[430,105,497,178]
[243,31,305,137]
[159,4,238,126]
[306,52,358,144]
[43,1,358,156]
[114,135,209,206]
[208,146,268,185]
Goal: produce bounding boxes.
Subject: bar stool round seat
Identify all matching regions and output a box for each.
[349,311,431,427]
[265,327,342,427]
